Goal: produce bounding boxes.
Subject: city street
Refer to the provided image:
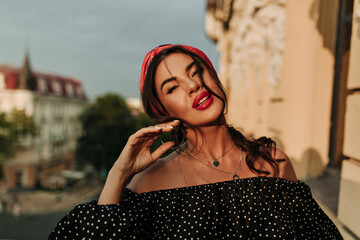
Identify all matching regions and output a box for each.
[0,178,102,240]
[0,211,69,240]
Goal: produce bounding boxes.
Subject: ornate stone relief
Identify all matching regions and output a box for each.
[230,0,286,89]
[206,0,287,93]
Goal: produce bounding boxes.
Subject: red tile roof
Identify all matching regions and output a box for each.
[0,64,86,99]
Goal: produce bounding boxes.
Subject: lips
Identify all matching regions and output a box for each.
[192,91,214,110]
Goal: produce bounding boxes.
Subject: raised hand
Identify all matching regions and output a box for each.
[98,119,180,205]
[113,119,180,178]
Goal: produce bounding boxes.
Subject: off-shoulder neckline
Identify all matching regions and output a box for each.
[125,176,304,196]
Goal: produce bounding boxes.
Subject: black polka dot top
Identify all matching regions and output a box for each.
[49,177,343,239]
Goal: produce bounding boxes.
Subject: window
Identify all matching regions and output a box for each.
[76,86,83,95]
[0,73,5,89]
[37,78,47,92]
[66,83,73,96]
[52,81,61,95]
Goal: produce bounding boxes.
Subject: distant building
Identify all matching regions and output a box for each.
[0,53,87,189]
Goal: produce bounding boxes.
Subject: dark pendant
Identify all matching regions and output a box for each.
[233,174,240,180]
[212,160,220,167]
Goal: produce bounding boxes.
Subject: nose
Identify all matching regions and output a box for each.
[183,78,201,96]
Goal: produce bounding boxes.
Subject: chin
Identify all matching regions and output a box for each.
[188,109,224,127]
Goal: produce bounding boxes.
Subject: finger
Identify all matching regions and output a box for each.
[129,126,162,143]
[129,134,159,148]
[143,134,161,148]
[138,121,179,138]
[128,120,180,145]
[140,120,181,141]
[151,141,175,161]
[156,120,180,129]
[132,130,166,149]
[139,126,163,134]
[150,124,177,133]
[137,120,180,136]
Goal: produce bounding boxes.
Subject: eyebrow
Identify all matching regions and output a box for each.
[185,61,196,71]
[160,61,196,92]
[160,77,177,92]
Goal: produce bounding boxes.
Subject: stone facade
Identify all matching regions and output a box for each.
[206,0,340,178]
[206,0,360,237]
[206,0,288,145]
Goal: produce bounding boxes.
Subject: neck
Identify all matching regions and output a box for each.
[185,121,233,159]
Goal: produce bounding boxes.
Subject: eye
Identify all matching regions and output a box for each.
[192,67,203,77]
[166,86,178,94]
[192,70,199,77]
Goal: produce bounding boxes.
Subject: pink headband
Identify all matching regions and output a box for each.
[140,44,216,115]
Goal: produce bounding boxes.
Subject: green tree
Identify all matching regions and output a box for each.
[76,93,139,172]
[9,109,36,137]
[0,113,15,163]
[0,109,36,178]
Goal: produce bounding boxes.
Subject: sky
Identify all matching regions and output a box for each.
[0,0,219,101]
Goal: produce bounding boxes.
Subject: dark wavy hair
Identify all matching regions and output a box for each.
[141,45,283,176]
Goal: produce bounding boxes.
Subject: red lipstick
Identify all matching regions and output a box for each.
[192,91,214,110]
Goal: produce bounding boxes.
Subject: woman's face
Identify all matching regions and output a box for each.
[154,52,224,126]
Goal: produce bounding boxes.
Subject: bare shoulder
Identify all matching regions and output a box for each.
[272,148,298,182]
[127,151,180,193]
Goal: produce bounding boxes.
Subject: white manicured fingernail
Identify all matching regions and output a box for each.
[173,120,180,123]
[154,126,162,129]
[166,126,173,129]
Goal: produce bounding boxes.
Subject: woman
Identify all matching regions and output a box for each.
[49,44,343,239]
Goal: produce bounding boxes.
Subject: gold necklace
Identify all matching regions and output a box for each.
[177,154,189,186]
[189,153,234,174]
[189,157,210,183]
[232,150,243,180]
[186,149,243,184]
[190,142,235,167]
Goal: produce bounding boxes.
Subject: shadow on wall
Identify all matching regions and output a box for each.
[289,148,326,179]
[265,135,326,179]
[309,0,338,53]
[303,148,326,177]
[272,136,285,152]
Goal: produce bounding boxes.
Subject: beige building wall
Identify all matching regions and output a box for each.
[205,0,338,179]
[206,0,360,237]
[279,0,338,178]
[338,0,360,236]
